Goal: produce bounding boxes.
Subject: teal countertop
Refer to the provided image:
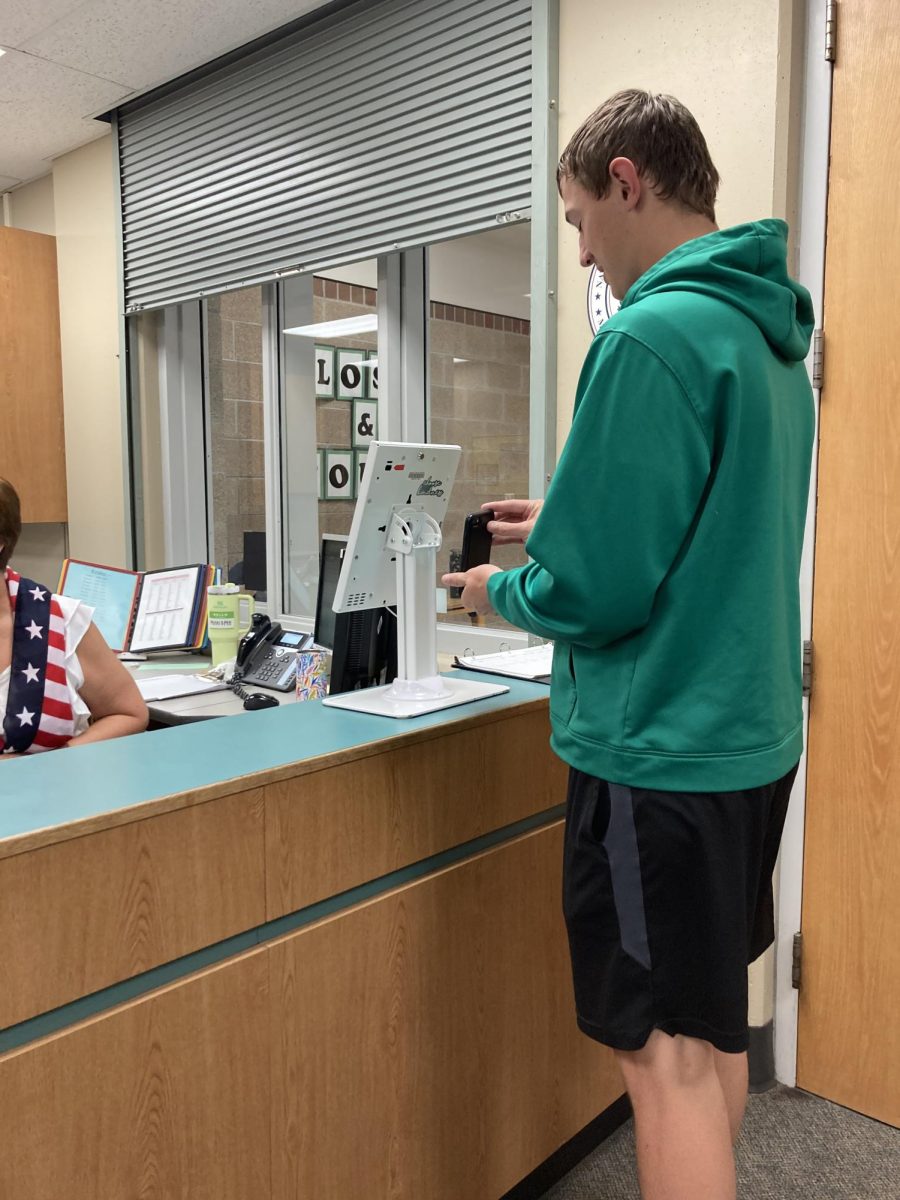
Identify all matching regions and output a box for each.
[0,672,550,847]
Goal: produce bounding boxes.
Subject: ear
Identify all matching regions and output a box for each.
[608,157,642,210]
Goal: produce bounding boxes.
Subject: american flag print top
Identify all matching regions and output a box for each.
[1,568,78,754]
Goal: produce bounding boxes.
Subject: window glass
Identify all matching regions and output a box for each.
[205,287,266,594]
[427,224,531,631]
[128,309,165,571]
[281,262,378,620]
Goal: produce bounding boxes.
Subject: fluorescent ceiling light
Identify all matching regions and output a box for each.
[284,314,377,338]
[0,48,6,58]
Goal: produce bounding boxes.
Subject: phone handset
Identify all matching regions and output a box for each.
[236,614,281,668]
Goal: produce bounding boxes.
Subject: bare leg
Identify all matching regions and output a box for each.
[714,1049,749,1143]
[616,1030,736,1200]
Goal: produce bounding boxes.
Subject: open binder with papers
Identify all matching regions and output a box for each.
[453,642,553,683]
[58,560,217,653]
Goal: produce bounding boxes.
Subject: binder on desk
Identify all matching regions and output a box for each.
[135,675,229,702]
[58,559,216,653]
[453,642,553,683]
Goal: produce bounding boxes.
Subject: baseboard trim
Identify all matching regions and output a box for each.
[748,1019,775,1093]
[501,1093,632,1200]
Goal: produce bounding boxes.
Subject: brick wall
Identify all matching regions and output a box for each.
[206,287,264,581]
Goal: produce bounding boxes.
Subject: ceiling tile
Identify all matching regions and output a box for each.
[19,0,327,92]
[0,48,130,182]
[0,0,88,48]
[1,0,333,185]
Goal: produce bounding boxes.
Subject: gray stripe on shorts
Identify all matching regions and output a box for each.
[604,784,652,971]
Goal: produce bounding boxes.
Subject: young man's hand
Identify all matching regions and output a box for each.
[483,499,543,545]
[441,564,501,615]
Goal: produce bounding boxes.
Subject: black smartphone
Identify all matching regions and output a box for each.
[460,510,494,572]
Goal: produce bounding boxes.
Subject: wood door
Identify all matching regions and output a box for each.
[797,0,900,1126]
[0,227,67,522]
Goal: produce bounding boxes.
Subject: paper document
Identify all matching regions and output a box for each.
[454,642,553,683]
[130,568,202,651]
[136,675,228,702]
[58,560,139,652]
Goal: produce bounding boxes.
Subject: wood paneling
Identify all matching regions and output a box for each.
[0,696,546,861]
[0,950,270,1200]
[0,227,67,523]
[0,789,266,1028]
[270,822,619,1200]
[798,0,900,1126]
[265,707,567,917]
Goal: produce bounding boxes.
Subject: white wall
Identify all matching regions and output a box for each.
[430,225,531,318]
[323,224,532,319]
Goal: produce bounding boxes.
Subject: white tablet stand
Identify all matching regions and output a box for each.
[323,442,508,719]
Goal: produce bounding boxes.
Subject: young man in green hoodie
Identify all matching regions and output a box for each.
[443,91,814,1200]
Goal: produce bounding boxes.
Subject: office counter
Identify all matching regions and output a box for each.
[0,675,623,1199]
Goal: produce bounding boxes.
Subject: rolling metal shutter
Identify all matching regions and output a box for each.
[116,0,533,312]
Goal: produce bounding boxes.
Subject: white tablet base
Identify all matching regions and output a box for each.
[323,505,508,718]
[322,675,508,719]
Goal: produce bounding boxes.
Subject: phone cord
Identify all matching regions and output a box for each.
[230,666,252,702]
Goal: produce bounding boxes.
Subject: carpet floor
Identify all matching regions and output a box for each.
[542,1086,900,1199]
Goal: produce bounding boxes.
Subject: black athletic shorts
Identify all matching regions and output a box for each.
[562,764,798,1054]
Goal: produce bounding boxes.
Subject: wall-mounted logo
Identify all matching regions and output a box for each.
[587,265,620,335]
[416,477,445,498]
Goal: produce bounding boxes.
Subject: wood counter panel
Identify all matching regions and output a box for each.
[265,706,567,918]
[0,949,270,1200]
[270,822,620,1200]
[0,788,266,1028]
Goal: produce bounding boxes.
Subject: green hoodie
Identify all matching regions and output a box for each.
[488,220,815,791]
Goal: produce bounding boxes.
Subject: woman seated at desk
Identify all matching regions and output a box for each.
[0,479,148,757]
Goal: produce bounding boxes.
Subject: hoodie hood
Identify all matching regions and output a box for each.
[619,219,814,362]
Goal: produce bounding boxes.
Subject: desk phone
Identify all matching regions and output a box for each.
[236,617,314,691]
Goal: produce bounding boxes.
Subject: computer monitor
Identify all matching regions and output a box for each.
[313,535,345,651]
[314,534,397,695]
[242,531,267,593]
[323,441,507,718]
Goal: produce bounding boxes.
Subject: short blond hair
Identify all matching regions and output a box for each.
[558,89,719,222]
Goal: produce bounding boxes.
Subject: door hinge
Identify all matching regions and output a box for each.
[825,1,837,62]
[802,639,813,698]
[812,329,824,389]
[792,931,803,989]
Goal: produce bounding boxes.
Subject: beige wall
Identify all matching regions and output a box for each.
[555,0,801,442]
[5,160,138,591]
[52,133,127,566]
[12,525,68,590]
[8,173,56,236]
[8,136,126,569]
